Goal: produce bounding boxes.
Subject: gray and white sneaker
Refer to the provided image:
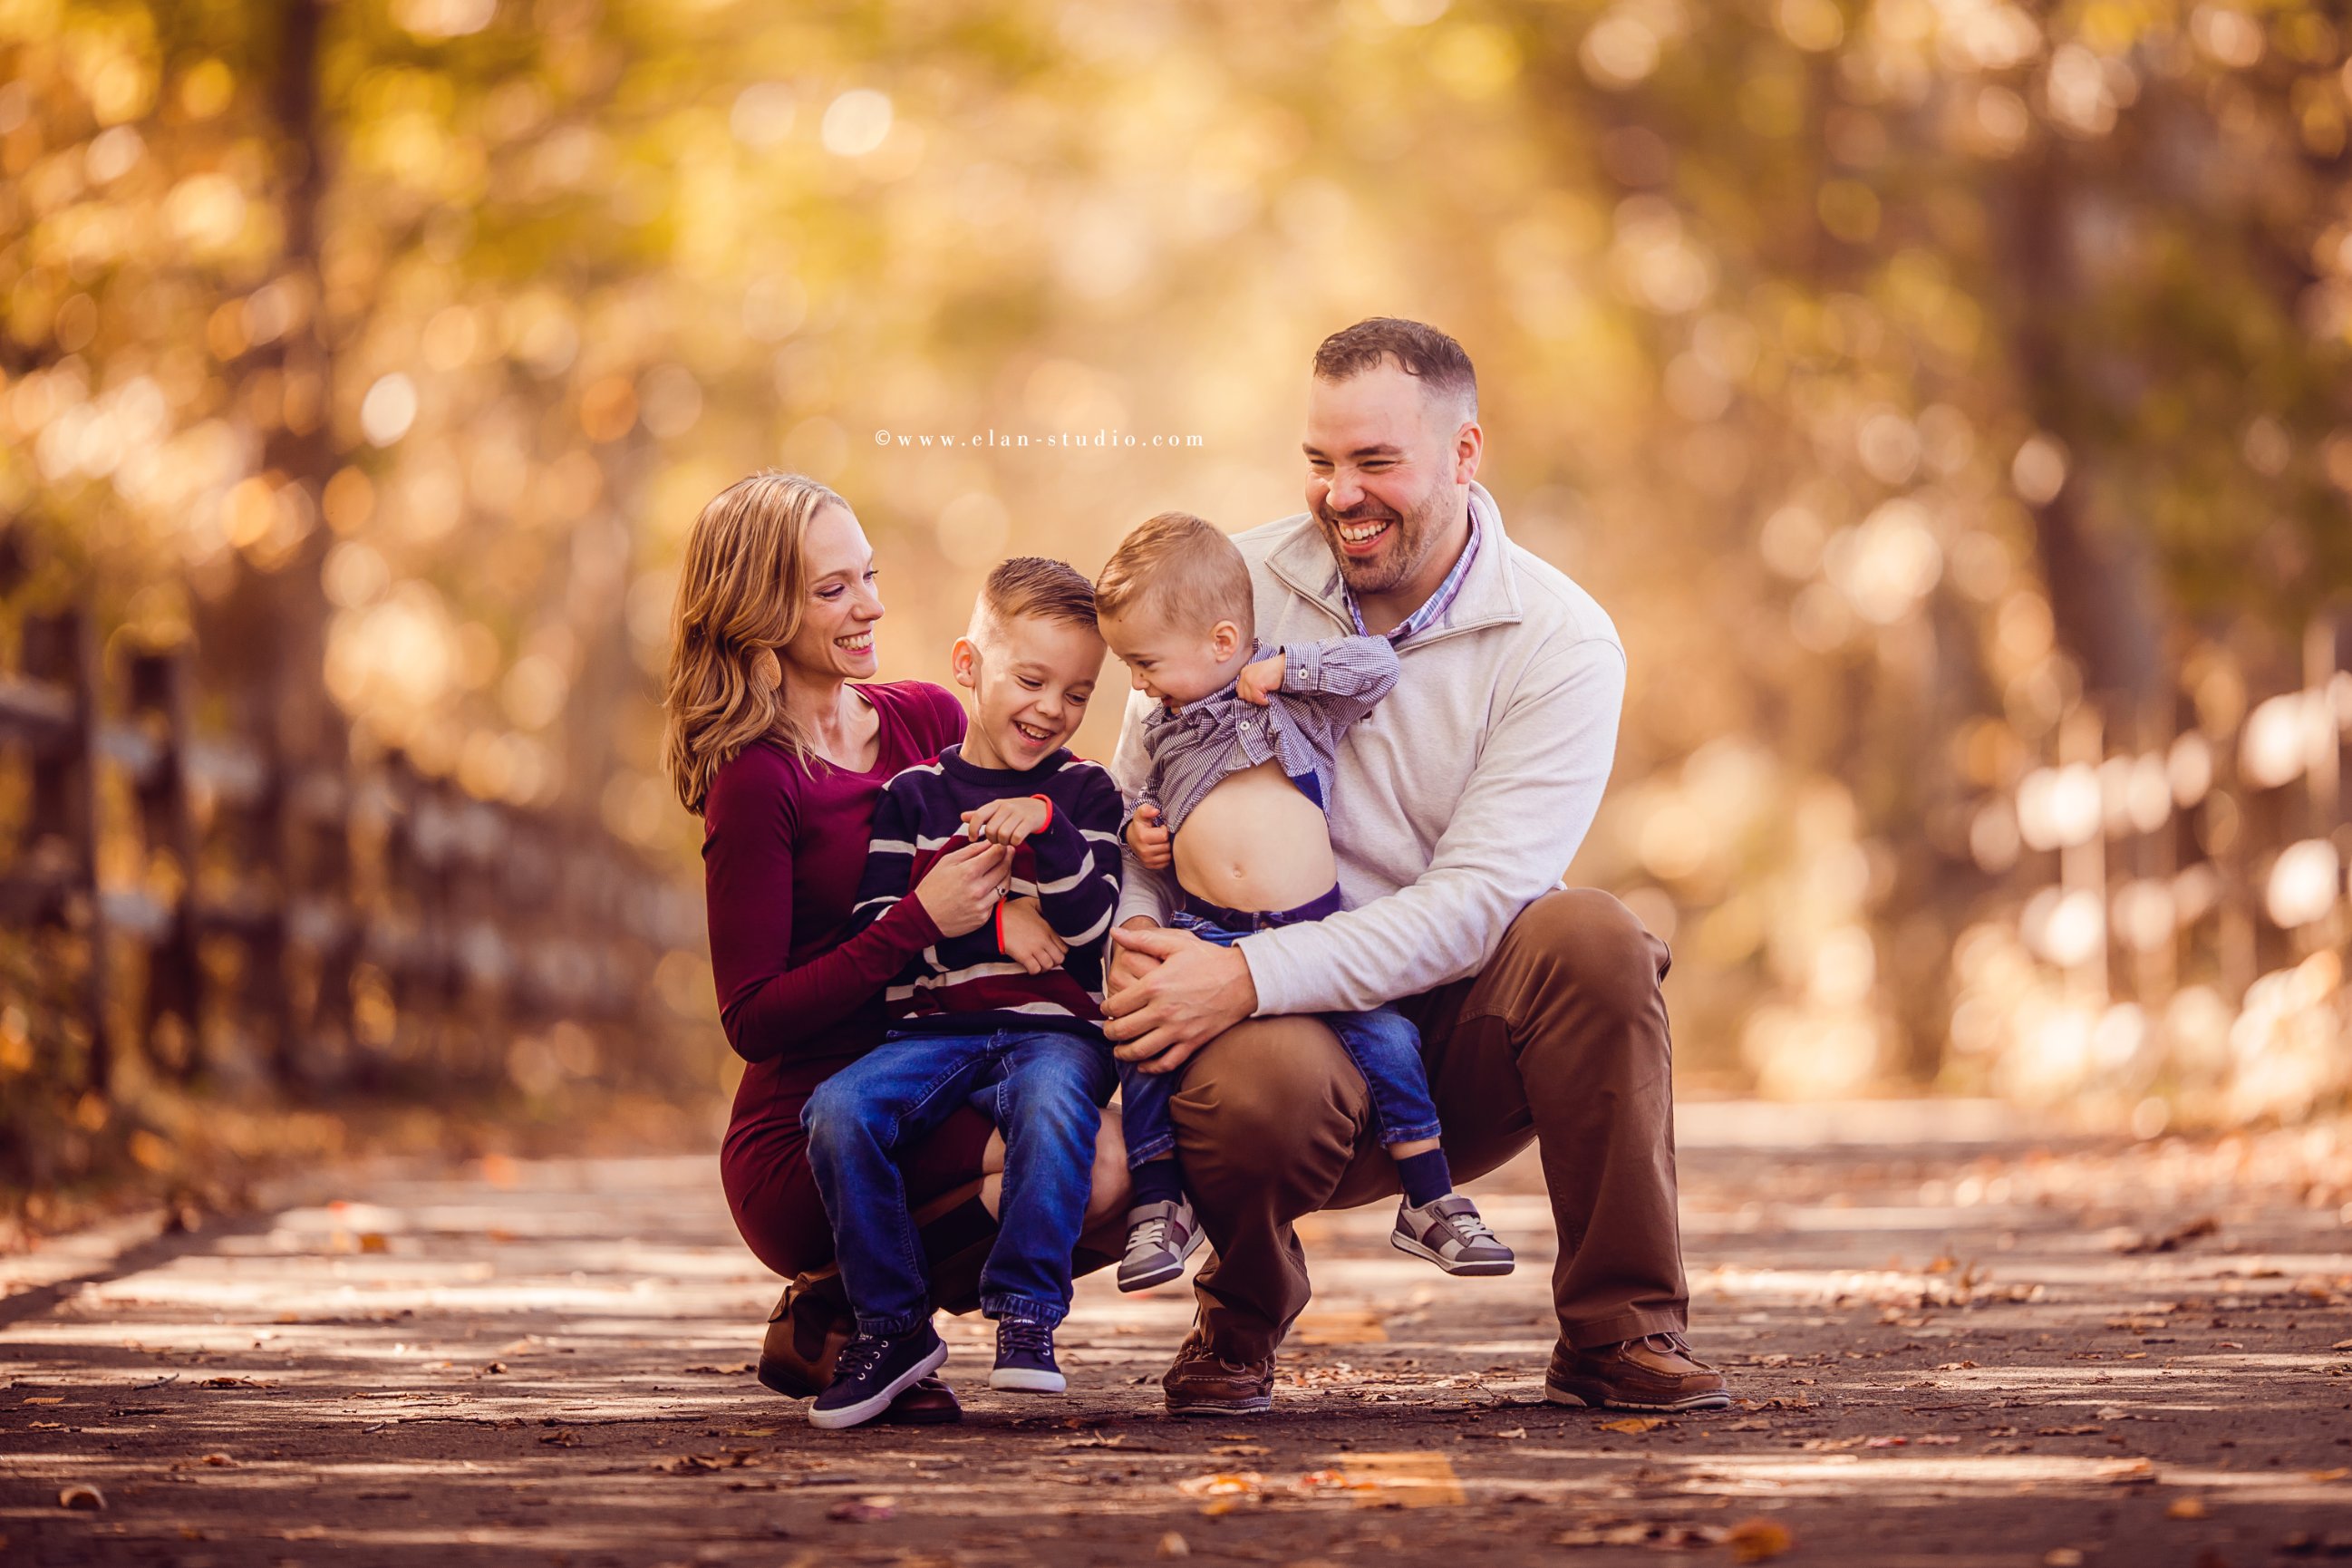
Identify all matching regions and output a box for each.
[1391,1193,1515,1276]
[1118,1196,1205,1292]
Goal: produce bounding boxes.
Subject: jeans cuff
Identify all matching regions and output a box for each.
[981,1293,1066,1327]
[853,1308,930,1340]
[1125,1133,1176,1166]
[1378,1120,1444,1146]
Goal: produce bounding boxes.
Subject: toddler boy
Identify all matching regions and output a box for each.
[801,557,1124,1429]
[1095,511,1513,1293]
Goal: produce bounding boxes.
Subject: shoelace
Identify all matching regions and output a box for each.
[1443,1207,1500,1247]
[834,1333,891,1384]
[1129,1217,1170,1250]
[999,1318,1053,1357]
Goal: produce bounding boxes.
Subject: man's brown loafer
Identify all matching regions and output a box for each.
[757,1275,855,1399]
[1544,1331,1731,1412]
[1162,1332,1274,1417]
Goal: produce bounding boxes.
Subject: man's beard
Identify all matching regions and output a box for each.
[1313,477,1453,596]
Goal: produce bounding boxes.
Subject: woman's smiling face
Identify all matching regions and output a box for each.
[780,503,883,682]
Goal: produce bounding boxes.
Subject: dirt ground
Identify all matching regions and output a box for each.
[4,1101,2350,1568]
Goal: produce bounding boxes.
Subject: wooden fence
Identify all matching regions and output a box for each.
[0,604,701,1099]
[1957,614,2351,1112]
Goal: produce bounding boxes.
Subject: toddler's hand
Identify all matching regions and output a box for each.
[1235,650,1285,707]
[998,897,1068,975]
[963,795,1052,847]
[1125,802,1173,870]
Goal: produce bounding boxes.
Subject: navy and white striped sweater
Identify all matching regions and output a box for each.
[847,746,1124,1038]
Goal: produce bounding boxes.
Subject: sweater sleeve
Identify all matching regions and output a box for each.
[1235,636,1627,1015]
[1024,765,1125,946]
[702,756,944,1064]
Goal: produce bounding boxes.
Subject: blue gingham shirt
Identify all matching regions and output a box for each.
[1135,635,1401,835]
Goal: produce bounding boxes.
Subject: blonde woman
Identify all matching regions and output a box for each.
[668,472,1124,1423]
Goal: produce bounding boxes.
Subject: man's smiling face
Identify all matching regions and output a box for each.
[1302,359,1475,598]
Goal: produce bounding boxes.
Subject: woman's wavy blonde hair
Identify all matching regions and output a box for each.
[663,470,850,816]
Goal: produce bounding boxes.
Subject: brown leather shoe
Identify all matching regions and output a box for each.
[1162,1332,1274,1417]
[1544,1332,1731,1412]
[756,1275,854,1399]
[880,1375,962,1425]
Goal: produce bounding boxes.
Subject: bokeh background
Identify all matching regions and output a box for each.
[4,0,2350,1213]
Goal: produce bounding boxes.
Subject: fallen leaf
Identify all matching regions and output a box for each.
[2099,1458,2156,1484]
[2118,1216,2218,1254]
[57,1484,104,1511]
[27,1421,63,1430]
[1866,1436,1909,1448]
[2166,1497,2208,1520]
[199,1452,237,1467]
[683,1363,754,1375]
[1156,1532,1189,1559]
[537,1429,581,1447]
[1466,1426,1527,1440]
[1211,1443,1269,1457]
[358,1233,390,1253]
[1916,1435,1962,1446]
[1936,1361,1980,1371]
[2308,1467,2349,1483]
[1599,1416,1665,1435]
[2038,1426,2105,1437]
[22,1397,63,1406]
[1728,1518,1795,1562]
[2043,1551,2086,1567]
[1176,1471,1264,1499]
[827,1495,895,1523]
[2331,1339,2352,1352]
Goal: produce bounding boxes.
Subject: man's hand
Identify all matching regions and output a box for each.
[1124,803,1172,870]
[1235,650,1285,707]
[963,795,1052,847]
[1100,924,1257,1076]
[997,897,1068,975]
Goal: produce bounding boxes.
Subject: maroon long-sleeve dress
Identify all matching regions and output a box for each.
[706,680,992,1279]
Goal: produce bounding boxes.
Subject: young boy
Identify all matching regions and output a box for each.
[800,557,1125,1430]
[1095,511,1513,1292]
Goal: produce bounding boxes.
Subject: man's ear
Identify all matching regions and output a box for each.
[1454,418,1485,489]
[949,635,982,691]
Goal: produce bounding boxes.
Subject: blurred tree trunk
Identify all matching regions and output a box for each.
[1997,140,2166,711]
[191,0,344,1082]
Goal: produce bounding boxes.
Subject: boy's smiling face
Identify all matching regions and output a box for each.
[1098,605,1247,711]
[951,612,1105,771]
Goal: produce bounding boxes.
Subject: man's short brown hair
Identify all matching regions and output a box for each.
[978,556,1097,632]
[1094,511,1253,631]
[1312,317,1478,417]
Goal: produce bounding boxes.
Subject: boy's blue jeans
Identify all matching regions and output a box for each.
[803,1026,1115,1336]
[1119,910,1442,1167]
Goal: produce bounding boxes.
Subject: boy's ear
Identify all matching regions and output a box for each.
[1211,619,1244,660]
[949,636,982,691]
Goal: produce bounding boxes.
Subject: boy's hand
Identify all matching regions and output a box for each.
[963,795,1052,847]
[1235,650,1285,707]
[998,897,1067,975]
[1125,803,1173,869]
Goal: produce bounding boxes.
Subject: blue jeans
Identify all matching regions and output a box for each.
[803,1027,1115,1334]
[1119,912,1442,1166]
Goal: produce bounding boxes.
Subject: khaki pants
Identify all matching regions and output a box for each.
[1169,888,1689,1360]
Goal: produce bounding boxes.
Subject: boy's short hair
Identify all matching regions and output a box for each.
[1094,511,1253,631]
[978,556,1098,633]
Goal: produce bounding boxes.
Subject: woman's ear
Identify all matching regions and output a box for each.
[950,635,982,691]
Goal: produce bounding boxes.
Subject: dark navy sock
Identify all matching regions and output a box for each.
[1129,1157,1184,1208]
[1397,1148,1452,1208]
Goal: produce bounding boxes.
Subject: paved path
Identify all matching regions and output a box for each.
[4,1108,2350,1566]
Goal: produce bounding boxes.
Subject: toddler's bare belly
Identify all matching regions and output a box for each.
[1172,760,1337,914]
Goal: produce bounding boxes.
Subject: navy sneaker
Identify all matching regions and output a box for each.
[988,1317,1065,1393]
[808,1323,948,1430]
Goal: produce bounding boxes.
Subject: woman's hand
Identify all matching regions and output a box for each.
[1125,803,1173,870]
[913,838,1013,937]
[998,897,1068,974]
